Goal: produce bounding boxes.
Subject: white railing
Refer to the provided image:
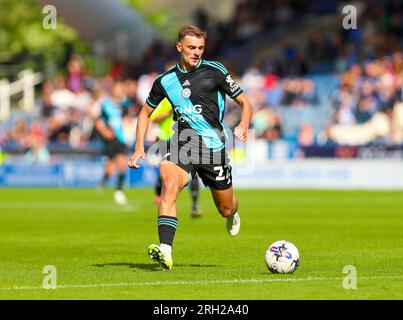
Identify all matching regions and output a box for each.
[0,69,43,122]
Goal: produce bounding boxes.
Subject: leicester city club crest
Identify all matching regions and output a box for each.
[181,88,191,98]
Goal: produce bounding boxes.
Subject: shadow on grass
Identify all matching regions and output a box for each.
[92,262,219,271]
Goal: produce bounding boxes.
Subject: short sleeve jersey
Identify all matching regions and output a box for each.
[146,60,243,152]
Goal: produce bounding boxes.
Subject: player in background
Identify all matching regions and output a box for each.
[150,97,203,218]
[128,25,253,269]
[92,81,129,205]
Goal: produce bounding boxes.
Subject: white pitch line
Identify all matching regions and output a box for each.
[2,275,402,291]
[0,200,150,207]
[0,201,153,212]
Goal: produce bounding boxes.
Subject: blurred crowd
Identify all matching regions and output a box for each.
[0,54,326,164]
[1,55,142,164]
[328,53,403,145]
[1,0,403,164]
[129,0,403,77]
[2,50,401,165]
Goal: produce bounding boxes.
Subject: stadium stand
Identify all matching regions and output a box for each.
[1,0,402,165]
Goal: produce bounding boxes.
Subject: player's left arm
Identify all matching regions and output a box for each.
[215,63,253,142]
[233,93,253,142]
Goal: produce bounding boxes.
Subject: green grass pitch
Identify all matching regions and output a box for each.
[0,188,402,299]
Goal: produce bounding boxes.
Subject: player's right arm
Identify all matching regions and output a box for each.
[128,103,155,169]
[128,76,165,169]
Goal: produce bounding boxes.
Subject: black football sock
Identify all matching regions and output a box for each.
[157,215,178,247]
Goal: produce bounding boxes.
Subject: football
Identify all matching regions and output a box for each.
[265,240,300,274]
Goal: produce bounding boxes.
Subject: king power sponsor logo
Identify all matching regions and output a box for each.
[225,75,239,93]
[174,104,203,123]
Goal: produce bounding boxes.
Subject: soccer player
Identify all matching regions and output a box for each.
[150,97,203,217]
[93,81,129,205]
[128,25,253,269]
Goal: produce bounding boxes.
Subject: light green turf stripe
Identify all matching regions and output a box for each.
[3,276,403,291]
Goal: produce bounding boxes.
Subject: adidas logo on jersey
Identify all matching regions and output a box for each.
[183,80,191,86]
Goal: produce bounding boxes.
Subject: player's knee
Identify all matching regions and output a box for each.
[162,179,180,198]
